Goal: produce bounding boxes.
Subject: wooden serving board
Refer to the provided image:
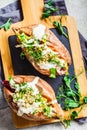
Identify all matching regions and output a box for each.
[0,0,87,128]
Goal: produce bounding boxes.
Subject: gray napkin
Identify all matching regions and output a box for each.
[0,0,23,25]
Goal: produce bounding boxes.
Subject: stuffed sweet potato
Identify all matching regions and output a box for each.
[13,24,71,78]
[3,75,64,121]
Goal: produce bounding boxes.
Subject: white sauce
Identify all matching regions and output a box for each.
[37,62,56,70]
[27,38,34,43]
[33,24,46,40]
[9,79,15,87]
[51,99,57,104]
[27,76,39,95]
[17,102,40,116]
[14,77,40,116]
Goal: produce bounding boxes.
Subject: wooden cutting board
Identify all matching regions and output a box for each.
[0,0,87,128]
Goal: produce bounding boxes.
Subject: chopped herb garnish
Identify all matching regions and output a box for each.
[49,68,56,78]
[42,0,58,19]
[53,20,68,38]
[28,46,43,62]
[0,18,11,31]
[20,52,25,59]
[18,33,30,43]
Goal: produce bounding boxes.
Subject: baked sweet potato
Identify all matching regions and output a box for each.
[4,75,64,121]
[13,24,71,78]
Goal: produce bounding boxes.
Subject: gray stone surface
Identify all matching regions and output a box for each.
[0,0,87,130]
[65,0,87,40]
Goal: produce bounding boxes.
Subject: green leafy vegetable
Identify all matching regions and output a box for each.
[53,20,68,38]
[0,18,11,31]
[64,98,79,110]
[20,52,25,60]
[18,33,30,43]
[29,46,43,62]
[71,111,78,120]
[42,0,58,19]
[49,68,56,78]
[56,74,81,110]
[63,120,71,128]
[83,96,87,103]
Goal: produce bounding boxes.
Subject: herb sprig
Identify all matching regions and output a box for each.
[53,20,68,38]
[42,0,58,19]
[56,73,87,128]
[0,18,11,31]
[56,72,87,110]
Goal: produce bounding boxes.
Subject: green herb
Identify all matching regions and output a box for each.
[42,0,58,19]
[63,120,71,128]
[28,46,43,62]
[32,110,37,115]
[56,74,81,110]
[18,33,30,43]
[53,20,68,38]
[49,68,56,78]
[83,96,87,103]
[64,98,80,110]
[71,111,78,120]
[20,52,25,60]
[43,106,51,118]
[0,18,11,31]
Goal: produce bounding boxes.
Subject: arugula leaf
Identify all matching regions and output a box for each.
[63,120,71,128]
[42,10,52,19]
[83,96,87,103]
[65,89,76,97]
[45,4,58,12]
[64,98,79,110]
[56,74,82,110]
[64,75,71,88]
[74,82,81,97]
[49,68,56,78]
[53,20,68,38]
[0,18,11,31]
[20,52,25,60]
[47,0,53,6]
[42,0,58,19]
[71,111,78,120]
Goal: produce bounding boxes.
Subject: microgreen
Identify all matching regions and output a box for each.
[63,120,71,128]
[53,20,68,38]
[71,111,78,120]
[83,96,87,103]
[49,68,56,78]
[56,74,81,110]
[42,0,58,19]
[0,18,11,31]
[20,52,25,60]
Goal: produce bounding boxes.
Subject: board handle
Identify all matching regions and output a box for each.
[21,0,44,24]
